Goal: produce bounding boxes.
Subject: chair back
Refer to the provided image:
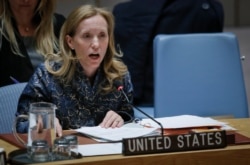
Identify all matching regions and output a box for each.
[0,82,27,133]
[153,32,249,118]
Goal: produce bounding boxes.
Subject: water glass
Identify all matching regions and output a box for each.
[63,135,78,157]
[53,138,70,160]
[30,140,50,162]
[13,102,56,160]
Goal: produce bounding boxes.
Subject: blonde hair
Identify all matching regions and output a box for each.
[0,0,58,57]
[45,5,128,92]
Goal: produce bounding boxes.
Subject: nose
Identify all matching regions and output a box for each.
[91,37,100,49]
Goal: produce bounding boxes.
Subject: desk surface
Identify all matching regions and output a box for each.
[1,118,250,165]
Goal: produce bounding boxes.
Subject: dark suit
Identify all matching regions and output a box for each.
[113,0,224,106]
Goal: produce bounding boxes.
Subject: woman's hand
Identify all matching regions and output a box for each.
[99,110,124,128]
[55,117,62,137]
[31,116,62,139]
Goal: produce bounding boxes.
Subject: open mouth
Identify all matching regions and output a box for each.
[89,53,100,59]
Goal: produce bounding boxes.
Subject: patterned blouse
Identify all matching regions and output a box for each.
[16,62,134,133]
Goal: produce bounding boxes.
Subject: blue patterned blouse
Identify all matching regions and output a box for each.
[16,62,134,133]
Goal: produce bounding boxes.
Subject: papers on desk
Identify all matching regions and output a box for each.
[76,115,235,143]
[78,143,122,156]
[76,123,158,142]
[76,115,235,156]
[76,123,158,156]
[140,115,229,129]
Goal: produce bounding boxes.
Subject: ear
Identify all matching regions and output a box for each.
[66,35,74,50]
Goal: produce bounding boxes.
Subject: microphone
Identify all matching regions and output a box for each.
[114,81,164,136]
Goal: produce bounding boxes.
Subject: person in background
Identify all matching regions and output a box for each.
[16,5,134,136]
[0,0,65,87]
[113,0,224,107]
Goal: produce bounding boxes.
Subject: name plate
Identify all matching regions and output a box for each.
[122,130,227,156]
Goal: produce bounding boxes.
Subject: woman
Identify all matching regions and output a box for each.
[0,0,65,87]
[16,5,134,136]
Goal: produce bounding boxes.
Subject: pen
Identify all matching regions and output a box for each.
[10,76,20,84]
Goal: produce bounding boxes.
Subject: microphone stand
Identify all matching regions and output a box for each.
[120,89,164,136]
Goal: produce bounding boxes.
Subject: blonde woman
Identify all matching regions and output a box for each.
[0,0,65,87]
[17,5,134,136]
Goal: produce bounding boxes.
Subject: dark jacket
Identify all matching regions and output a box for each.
[0,13,65,87]
[113,0,224,106]
[17,62,134,132]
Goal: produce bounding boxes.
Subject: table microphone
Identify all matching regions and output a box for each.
[114,81,164,136]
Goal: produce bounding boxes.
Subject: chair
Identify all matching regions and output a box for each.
[153,32,249,118]
[0,82,27,133]
[133,107,154,119]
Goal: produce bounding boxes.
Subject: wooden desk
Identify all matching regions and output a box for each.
[1,118,250,165]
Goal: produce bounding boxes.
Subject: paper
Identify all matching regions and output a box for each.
[75,115,235,157]
[140,115,228,129]
[78,143,122,156]
[76,123,158,142]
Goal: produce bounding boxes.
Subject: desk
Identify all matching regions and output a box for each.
[1,118,250,165]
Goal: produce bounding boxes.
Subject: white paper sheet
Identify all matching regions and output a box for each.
[140,115,228,129]
[76,115,235,156]
[78,143,122,156]
[76,123,158,142]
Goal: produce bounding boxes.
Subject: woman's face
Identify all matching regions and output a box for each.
[66,14,109,73]
[8,0,39,13]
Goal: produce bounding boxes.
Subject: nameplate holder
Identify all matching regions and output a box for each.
[122,130,227,156]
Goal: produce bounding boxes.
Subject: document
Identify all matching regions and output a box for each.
[78,143,122,156]
[75,115,235,156]
[140,115,229,129]
[76,123,159,142]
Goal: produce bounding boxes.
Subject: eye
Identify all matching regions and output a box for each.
[83,33,91,39]
[99,32,107,38]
